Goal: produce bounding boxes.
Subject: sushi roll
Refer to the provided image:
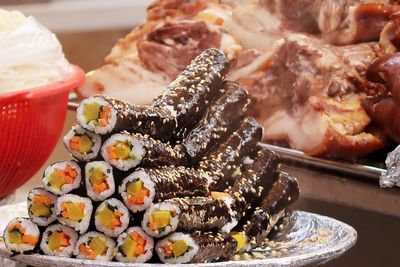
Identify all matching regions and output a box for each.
[63,124,102,162]
[85,161,115,201]
[76,95,176,141]
[183,81,250,162]
[152,48,230,138]
[101,132,186,171]
[27,188,57,227]
[3,217,40,254]
[119,167,210,213]
[200,117,263,191]
[74,231,116,261]
[101,133,145,171]
[42,161,82,195]
[229,147,280,221]
[141,202,180,238]
[142,197,237,238]
[94,198,130,238]
[156,231,237,264]
[56,194,93,234]
[243,172,300,247]
[115,226,154,263]
[40,224,78,257]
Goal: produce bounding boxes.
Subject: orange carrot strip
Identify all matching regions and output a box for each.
[136,245,145,255]
[22,235,38,245]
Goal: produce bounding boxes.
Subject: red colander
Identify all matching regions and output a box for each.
[0,65,84,198]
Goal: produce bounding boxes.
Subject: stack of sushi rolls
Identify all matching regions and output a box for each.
[3,48,300,264]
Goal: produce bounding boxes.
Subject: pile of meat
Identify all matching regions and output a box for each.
[76,0,400,158]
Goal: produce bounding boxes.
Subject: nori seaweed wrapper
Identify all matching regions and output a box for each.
[183,81,250,163]
[229,147,280,221]
[91,95,177,141]
[166,197,235,233]
[152,48,230,139]
[200,117,263,191]
[143,166,210,202]
[189,231,237,263]
[132,133,187,167]
[243,172,300,247]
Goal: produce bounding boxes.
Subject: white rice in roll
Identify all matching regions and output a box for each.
[115,226,154,263]
[42,161,81,195]
[4,217,40,253]
[40,223,78,257]
[56,194,93,234]
[94,198,130,237]
[73,231,116,261]
[27,187,57,227]
[77,96,117,135]
[119,169,156,213]
[63,124,102,162]
[142,202,180,238]
[101,133,145,171]
[155,232,199,264]
[85,161,115,201]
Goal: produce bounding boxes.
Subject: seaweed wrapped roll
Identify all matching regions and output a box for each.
[156,231,237,263]
[27,188,57,227]
[42,161,82,195]
[229,147,280,221]
[63,125,102,162]
[115,226,154,263]
[94,198,130,238]
[152,48,230,138]
[76,95,176,141]
[74,231,116,261]
[40,224,78,257]
[119,167,210,213]
[56,194,93,234]
[85,161,115,201]
[183,81,250,162]
[142,196,237,238]
[3,217,40,254]
[244,172,300,247]
[200,117,263,191]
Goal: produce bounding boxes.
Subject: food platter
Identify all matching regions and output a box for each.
[0,203,357,267]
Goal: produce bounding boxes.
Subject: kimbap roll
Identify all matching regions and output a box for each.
[229,147,280,221]
[94,198,130,238]
[76,95,176,141]
[200,117,263,191]
[56,194,93,234]
[119,167,210,213]
[4,217,40,254]
[85,161,115,201]
[183,81,250,162]
[42,161,82,195]
[101,132,186,171]
[27,188,57,227]
[244,172,300,247]
[115,226,154,263]
[142,202,180,238]
[74,231,116,261]
[63,124,102,162]
[40,224,78,257]
[156,231,237,264]
[152,48,230,138]
[142,196,237,238]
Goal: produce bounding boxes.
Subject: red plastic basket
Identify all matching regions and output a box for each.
[0,65,84,198]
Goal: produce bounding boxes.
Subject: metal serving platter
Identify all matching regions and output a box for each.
[0,203,356,267]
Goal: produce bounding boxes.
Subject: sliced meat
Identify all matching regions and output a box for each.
[242,34,387,157]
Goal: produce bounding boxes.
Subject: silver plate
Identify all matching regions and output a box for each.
[0,203,357,267]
